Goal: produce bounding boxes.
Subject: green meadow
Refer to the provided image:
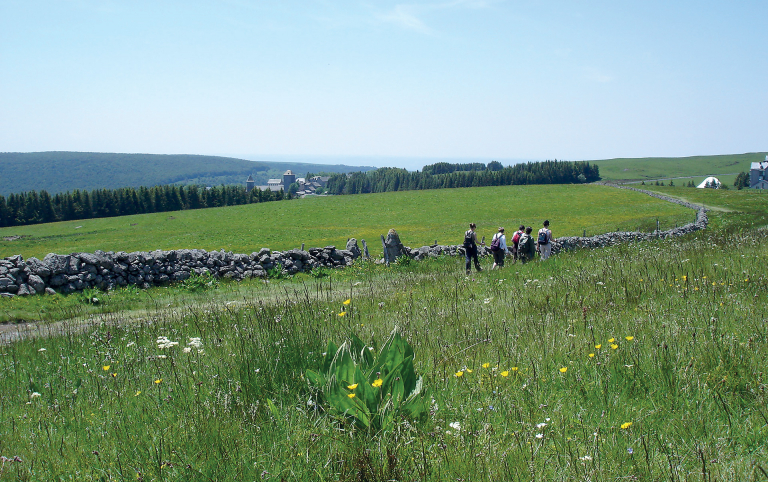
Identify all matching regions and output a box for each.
[592,152,765,181]
[0,185,767,481]
[0,184,694,261]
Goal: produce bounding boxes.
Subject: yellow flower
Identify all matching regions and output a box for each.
[608,338,615,343]
[465,369,473,373]
[595,344,602,349]
[621,422,632,430]
[511,367,519,372]
[348,393,355,399]
[588,353,595,358]
[343,299,351,305]
[135,390,141,396]
[611,344,618,350]
[559,367,568,373]
[338,312,346,317]
[347,383,358,390]
[482,363,490,369]
[501,371,509,377]
[625,336,634,341]
[372,379,383,387]
[103,365,111,371]
[455,371,464,378]
[154,379,162,384]
[111,373,117,378]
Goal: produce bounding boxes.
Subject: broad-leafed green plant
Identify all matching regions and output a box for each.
[306,330,429,433]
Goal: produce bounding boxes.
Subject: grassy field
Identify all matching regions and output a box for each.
[591,152,765,181]
[0,184,696,260]
[0,187,766,481]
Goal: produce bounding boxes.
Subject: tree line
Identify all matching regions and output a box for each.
[326,160,600,195]
[0,185,286,228]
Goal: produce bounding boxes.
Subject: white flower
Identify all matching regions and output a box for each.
[157,355,167,359]
[579,455,593,461]
[126,341,136,347]
[38,348,46,352]
[536,422,547,429]
[156,336,179,349]
[307,398,315,407]
[483,298,491,304]
[188,337,203,349]
[30,392,41,398]
[449,421,461,431]
[535,433,544,439]
[183,347,192,353]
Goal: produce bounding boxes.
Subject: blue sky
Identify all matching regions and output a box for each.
[1,0,766,169]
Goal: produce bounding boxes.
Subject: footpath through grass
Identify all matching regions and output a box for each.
[0,184,694,260]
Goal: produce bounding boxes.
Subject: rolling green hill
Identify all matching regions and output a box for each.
[590,152,766,181]
[0,152,374,195]
[0,184,694,260]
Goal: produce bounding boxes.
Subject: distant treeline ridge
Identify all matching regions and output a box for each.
[326,160,599,194]
[0,185,285,228]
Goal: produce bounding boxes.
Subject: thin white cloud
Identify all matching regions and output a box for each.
[377,0,496,33]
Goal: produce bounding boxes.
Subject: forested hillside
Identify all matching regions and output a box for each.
[0,152,373,195]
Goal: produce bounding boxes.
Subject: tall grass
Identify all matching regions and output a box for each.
[1,222,766,480]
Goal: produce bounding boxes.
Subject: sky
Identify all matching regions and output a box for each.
[1,0,766,170]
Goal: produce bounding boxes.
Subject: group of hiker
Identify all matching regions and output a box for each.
[463,220,554,274]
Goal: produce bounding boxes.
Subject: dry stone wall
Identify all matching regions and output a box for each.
[0,185,708,297]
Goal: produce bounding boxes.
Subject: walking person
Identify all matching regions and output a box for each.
[490,227,507,269]
[510,224,524,262]
[463,223,483,275]
[537,220,554,261]
[518,226,536,263]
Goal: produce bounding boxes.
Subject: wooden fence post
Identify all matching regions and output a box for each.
[362,239,369,259]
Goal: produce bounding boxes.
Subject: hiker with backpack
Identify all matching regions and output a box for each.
[537,220,554,261]
[518,226,536,263]
[463,223,483,275]
[490,227,507,269]
[511,224,525,262]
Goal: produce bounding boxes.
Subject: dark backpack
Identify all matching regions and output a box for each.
[463,230,474,248]
[490,234,502,251]
[518,235,531,254]
[537,229,549,245]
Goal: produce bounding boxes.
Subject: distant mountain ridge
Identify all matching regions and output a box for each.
[0,152,375,195]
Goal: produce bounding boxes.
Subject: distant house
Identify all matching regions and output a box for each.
[246,174,255,193]
[249,169,307,194]
[696,176,721,189]
[749,156,768,189]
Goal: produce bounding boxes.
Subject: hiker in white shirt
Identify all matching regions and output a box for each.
[490,227,507,269]
[537,220,554,261]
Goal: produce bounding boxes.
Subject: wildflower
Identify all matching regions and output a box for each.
[608,338,615,343]
[588,353,595,358]
[625,336,634,341]
[343,299,351,306]
[188,338,203,349]
[483,298,491,304]
[501,371,509,377]
[135,391,141,396]
[338,312,346,317]
[111,373,117,378]
[455,371,464,378]
[154,379,162,384]
[347,393,355,399]
[103,365,111,371]
[535,433,544,439]
[372,379,383,387]
[183,347,192,353]
[611,344,618,350]
[482,363,490,369]
[511,366,518,372]
[465,369,473,373]
[595,344,602,349]
[347,383,358,390]
[30,392,41,398]
[156,337,179,349]
[536,422,547,429]
[38,348,47,352]
[627,447,634,454]
[621,422,632,429]
[579,455,593,461]
[126,341,136,347]
[559,367,567,373]
[449,421,461,431]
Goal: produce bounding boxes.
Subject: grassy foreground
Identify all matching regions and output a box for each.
[0,184,694,260]
[0,187,766,481]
